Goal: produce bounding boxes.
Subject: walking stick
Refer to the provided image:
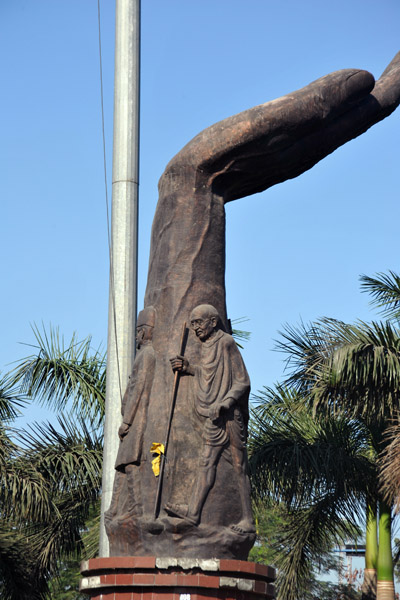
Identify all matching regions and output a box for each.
[154,321,188,519]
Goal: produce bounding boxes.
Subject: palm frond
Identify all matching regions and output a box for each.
[275,496,362,600]
[275,319,340,393]
[0,522,50,600]
[249,386,374,507]
[0,426,52,522]
[0,401,103,597]
[276,317,400,427]
[361,271,400,321]
[80,507,100,559]
[0,460,52,522]
[30,489,94,574]
[0,374,27,422]
[0,412,102,526]
[8,324,106,421]
[231,317,251,341]
[17,414,103,503]
[312,319,400,426]
[231,317,251,348]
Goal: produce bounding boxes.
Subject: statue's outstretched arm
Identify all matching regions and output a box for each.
[169,52,400,202]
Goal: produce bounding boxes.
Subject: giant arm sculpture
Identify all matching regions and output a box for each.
[146,55,400,338]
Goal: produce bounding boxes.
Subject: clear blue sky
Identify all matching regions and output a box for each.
[1,1,399,414]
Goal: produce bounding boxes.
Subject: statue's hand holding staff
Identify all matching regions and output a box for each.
[169,355,189,372]
[170,355,194,375]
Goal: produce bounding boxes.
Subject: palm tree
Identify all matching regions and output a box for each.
[249,384,374,600]
[0,376,51,518]
[0,376,56,599]
[276,314,400,600]
[0,325,105,599]
[360,271,400,599]
[19,415,103,583]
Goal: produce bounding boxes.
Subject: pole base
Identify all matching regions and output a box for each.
[80,556,275,600]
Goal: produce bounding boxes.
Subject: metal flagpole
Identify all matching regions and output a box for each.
[99,0,140,556]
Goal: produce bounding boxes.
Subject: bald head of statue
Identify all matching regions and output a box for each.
[190,304,221,342]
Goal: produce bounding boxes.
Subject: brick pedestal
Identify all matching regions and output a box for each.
[80,557,275,600]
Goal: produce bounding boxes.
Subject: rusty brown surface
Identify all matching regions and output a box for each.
[106,53,400,559]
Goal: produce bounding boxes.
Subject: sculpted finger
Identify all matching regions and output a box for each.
[373,51,400,114]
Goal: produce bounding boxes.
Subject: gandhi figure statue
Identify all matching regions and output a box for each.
[166,304,254,533]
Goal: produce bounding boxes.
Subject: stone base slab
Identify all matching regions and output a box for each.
[80,556,275,600]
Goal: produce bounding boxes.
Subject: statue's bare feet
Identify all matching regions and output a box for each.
[164,503,198,526]
[230,519,256,534]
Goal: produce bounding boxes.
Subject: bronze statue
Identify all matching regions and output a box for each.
[166,304,254,534]
[105,307,156,523]
[106,53,400,559]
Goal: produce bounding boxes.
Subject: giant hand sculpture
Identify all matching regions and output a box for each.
[106,53,400,559]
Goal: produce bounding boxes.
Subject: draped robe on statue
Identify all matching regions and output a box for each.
[115,344,156,470]
[193,330,249,448]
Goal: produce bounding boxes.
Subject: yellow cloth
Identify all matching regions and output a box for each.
[150,442,165,477]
